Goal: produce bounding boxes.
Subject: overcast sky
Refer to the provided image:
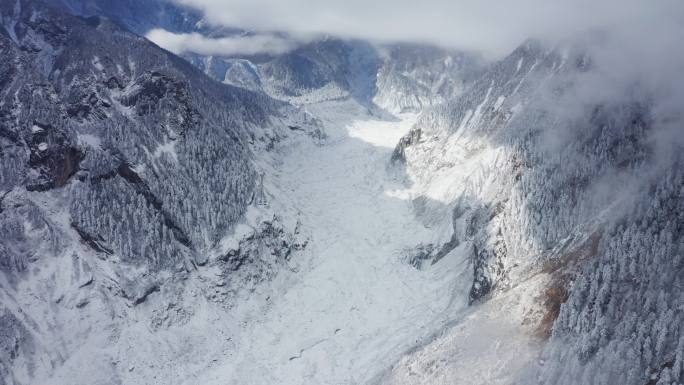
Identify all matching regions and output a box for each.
[146,29,295,56]
[148,0,683,58]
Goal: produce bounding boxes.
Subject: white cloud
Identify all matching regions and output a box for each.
[146,29,296,56]
[171,0,684,58]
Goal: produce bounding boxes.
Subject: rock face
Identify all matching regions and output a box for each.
[214,216,306,300]
[25,122,84,191]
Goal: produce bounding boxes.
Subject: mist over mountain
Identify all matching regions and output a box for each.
[1,1,682,385]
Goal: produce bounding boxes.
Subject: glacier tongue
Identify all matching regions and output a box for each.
[193,100,473,384]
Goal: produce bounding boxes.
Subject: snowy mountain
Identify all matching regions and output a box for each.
[187,39,481,112]
[373,43,481,113]
[1,1,683,385]
[0,1,317,383]
[45,0,483,112]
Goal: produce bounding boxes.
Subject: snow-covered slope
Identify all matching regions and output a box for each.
[0,1,314,383]
[385,40,684,385]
